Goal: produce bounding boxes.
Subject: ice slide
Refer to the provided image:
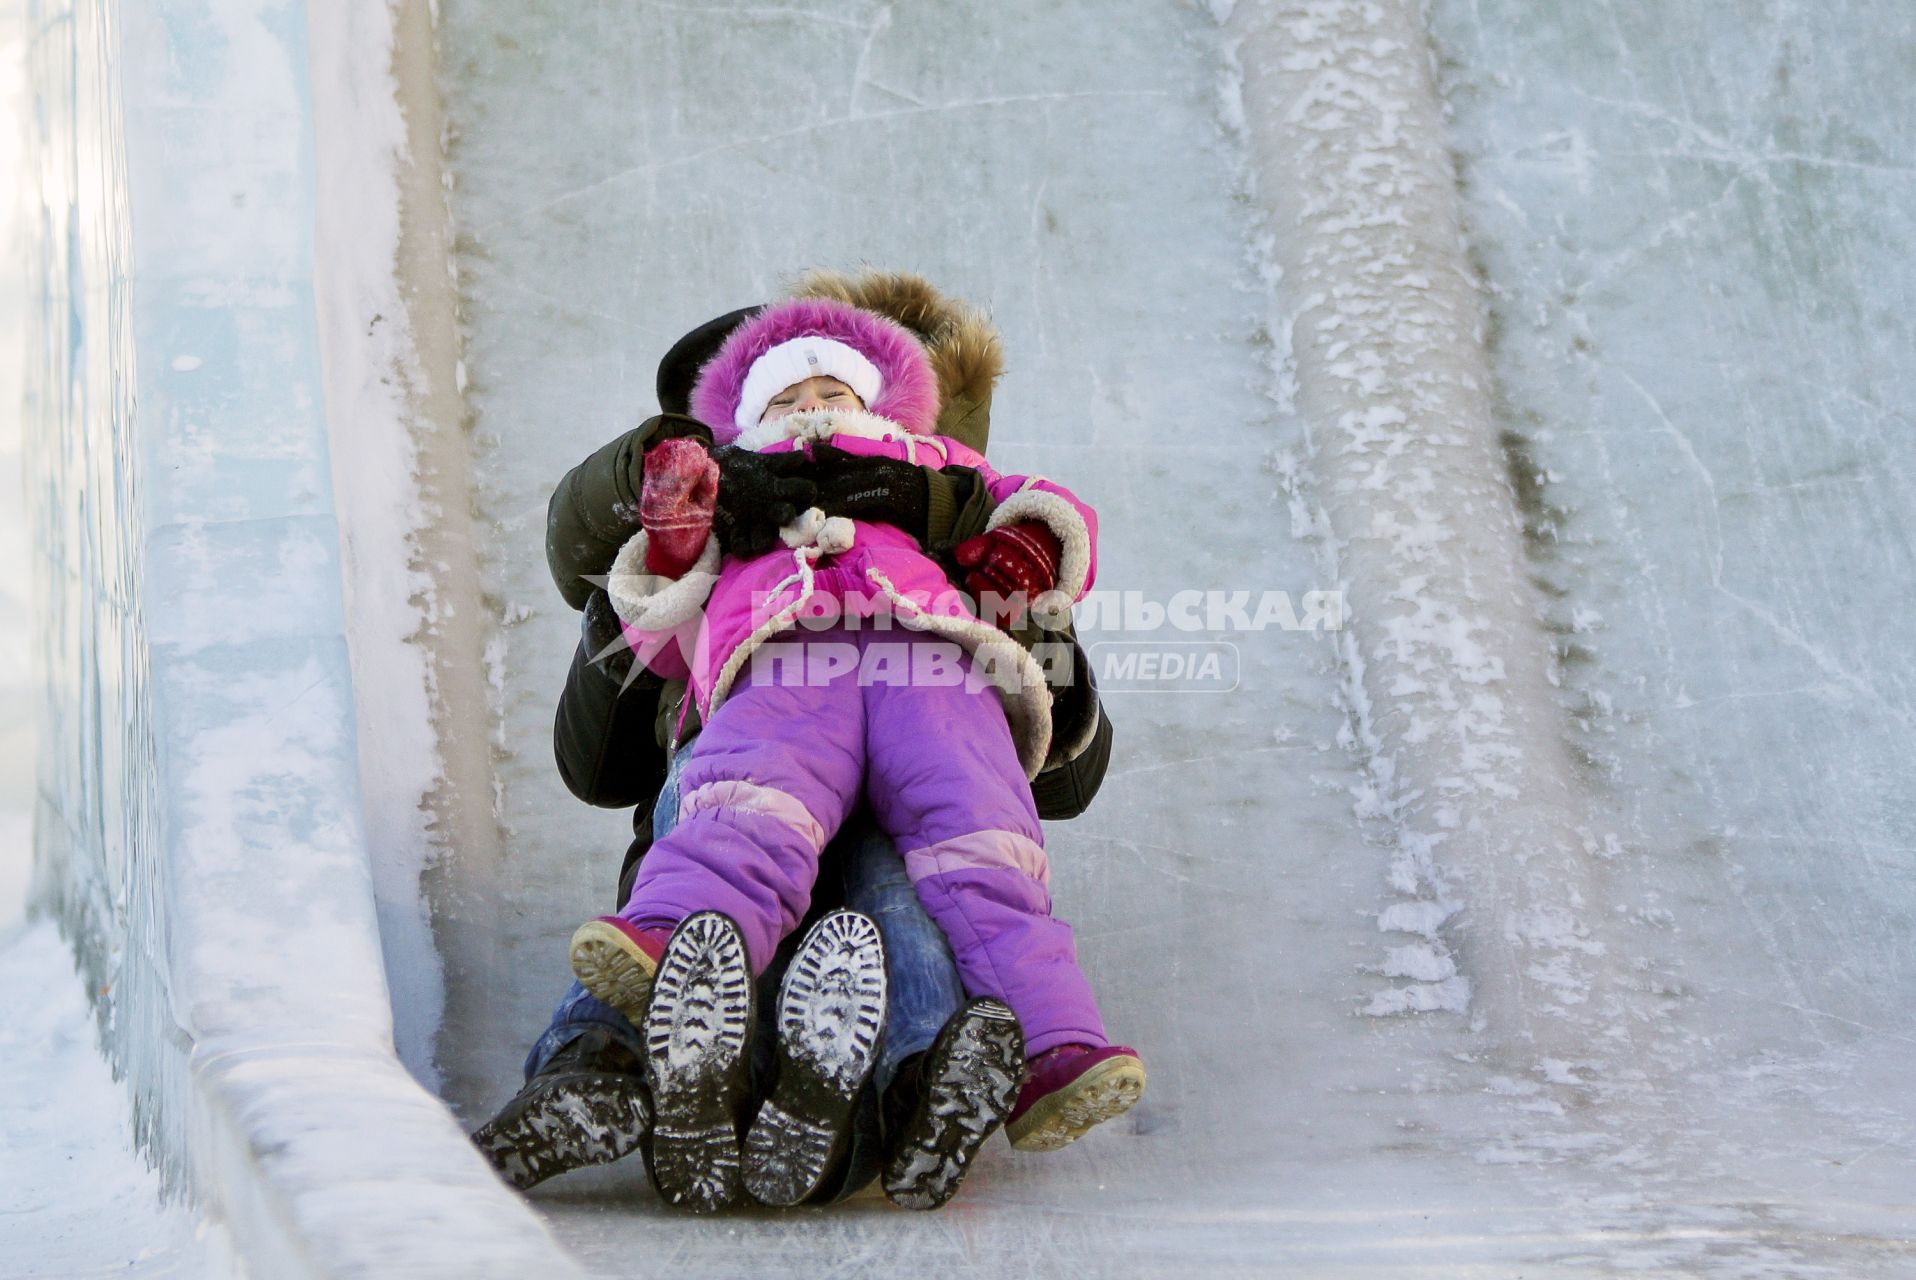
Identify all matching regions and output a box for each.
[20,0,1915,1275]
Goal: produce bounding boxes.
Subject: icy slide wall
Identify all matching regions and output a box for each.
[21,0,571,1273]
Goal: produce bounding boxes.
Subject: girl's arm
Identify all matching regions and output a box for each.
[604,526,719,682]
[964,457,1099,605]
[545,413,714,610]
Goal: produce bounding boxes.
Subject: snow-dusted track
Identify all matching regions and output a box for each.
[404,0,1915,1274]
[20,0,1916,1274]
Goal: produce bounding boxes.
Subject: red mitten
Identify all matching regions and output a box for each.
[954,520,1062,623]
[639,438,719,577]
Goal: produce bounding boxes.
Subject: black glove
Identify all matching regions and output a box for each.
[710,447,819,558]
[805,442,931,540]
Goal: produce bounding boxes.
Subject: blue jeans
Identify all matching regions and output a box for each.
[522,748,698,1080]
[841,818,968,1097]
[524,747,967,1192]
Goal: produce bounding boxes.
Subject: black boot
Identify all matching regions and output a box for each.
[643,912,757,1213]
[742,909,888,1206]
[880,997,1024,1210]
[471,1027,650,1190]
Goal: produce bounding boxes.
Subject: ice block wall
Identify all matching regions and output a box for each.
[20,0,573,1274]
[25,0,165,1145]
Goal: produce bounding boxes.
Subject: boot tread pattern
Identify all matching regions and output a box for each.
[569,921,660,1025]
[743,909,887,1207]
[776,910,886,1091]
[644,913,754,1213]
[739,1103,835,1206]
[474,1079,648,1191]
[1006,1055,1146,1153]
[883,998,1024,1211]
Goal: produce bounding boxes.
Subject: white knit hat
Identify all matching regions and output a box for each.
[733,336,883,432]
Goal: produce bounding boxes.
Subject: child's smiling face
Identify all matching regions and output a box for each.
[759,375,864,423]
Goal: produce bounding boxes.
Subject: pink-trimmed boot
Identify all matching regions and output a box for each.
[1005,1044,1146,1152]
[569,916,671,1025]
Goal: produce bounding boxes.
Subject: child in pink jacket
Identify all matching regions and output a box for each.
[569,297,1144,1204]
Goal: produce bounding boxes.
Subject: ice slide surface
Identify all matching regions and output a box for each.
[419,1,1914,1273]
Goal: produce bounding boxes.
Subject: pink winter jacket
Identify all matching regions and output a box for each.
[605,407,1097,777]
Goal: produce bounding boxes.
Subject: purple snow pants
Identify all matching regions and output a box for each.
[621,622,1106,1056]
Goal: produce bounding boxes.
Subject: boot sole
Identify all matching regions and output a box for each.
[472,1073,650,1191]
[1005,1053,1146,1152]
[743,909,887,1207]
[569,920,660,1026]
[882,998,1024,1211]
[643,913,754,1213]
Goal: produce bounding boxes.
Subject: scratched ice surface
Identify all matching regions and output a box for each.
[1432,0,1916,1227]
[430,1,1914,1272]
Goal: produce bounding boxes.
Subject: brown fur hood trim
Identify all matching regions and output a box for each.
[788,268,1004,412]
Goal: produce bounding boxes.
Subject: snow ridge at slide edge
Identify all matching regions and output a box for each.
[1219,0,1651,1072]
[24,0,577,1274]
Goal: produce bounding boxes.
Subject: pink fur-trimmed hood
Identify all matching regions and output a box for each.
[689,297,941,443]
